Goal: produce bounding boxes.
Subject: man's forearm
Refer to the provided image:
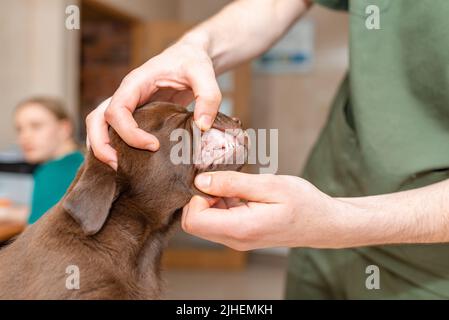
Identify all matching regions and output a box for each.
[337,179,449,247]
[180,0,312,74]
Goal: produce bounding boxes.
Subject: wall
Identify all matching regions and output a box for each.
[93,0,176,20]
[0,0,80,149]
[177,0,230,22]
[251,6,348,175]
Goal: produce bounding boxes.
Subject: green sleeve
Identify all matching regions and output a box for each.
[28,151,84,224]
[312,0,348,11]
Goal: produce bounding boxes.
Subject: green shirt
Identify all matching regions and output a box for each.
[28,151,84,224]
[303,0,449,296]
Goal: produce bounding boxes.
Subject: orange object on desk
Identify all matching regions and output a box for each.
[0,198,12,207]
[0,197,26,242]
[0,221,25,242]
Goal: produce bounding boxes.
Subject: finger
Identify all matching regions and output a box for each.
[86,98,118,169]
[182,196,210,234]
[106,72,160,151]
[85,136,90,150]
[105,86,159,151]
[183,195,286,249]
[182,195,251,241]
[182,195,280,249]
[186,64,221,131]
[194,171,284,203]
[105,105,160,151]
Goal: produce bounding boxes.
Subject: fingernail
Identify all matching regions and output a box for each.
[108,160,118,171]
[196,115,212,131]
[195,174,212,189]
[146,142,158,151]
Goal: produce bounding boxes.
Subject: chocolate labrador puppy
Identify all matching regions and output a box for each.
[0,102,247,299]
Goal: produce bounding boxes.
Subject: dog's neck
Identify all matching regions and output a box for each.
[68,196,181,296]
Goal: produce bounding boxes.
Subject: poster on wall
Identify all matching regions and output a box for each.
[253,19,314,74]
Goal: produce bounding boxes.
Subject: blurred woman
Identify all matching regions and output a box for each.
[14,97,84,223]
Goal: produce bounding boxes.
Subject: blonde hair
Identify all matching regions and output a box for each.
[16,96,72,123]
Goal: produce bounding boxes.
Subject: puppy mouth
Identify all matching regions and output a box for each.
[193,123,248,169]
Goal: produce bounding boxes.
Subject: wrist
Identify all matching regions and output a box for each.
[179,28,228,74]
[331,196,382,248]
[179,30,212,56]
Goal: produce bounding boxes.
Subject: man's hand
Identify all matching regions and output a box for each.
[86,37,221,170]
[183,172,449,250]
[182,171,352,251]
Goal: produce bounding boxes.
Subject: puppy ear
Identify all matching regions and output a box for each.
[62,153,118,235]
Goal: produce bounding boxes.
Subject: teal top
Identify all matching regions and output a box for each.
[28,151,84,224]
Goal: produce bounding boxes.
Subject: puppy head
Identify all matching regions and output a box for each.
[63,102,248,235]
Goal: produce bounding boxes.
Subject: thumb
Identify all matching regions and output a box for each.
[194,171,282,203]
[187,63,222,131]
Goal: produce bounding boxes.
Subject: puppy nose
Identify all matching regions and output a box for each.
[232,117,242,126]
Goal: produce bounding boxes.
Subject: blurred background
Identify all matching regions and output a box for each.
[0,0,348,299]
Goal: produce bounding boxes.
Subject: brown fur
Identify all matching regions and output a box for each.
[0,102,245,299]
